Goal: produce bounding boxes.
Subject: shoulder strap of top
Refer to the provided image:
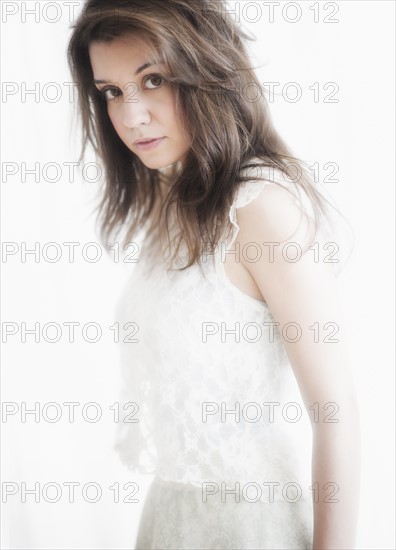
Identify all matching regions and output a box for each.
[227,164,297,248]
[227,161,354,277]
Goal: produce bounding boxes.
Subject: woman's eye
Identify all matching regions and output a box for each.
[145,74,164,89]
[102,87,121,100]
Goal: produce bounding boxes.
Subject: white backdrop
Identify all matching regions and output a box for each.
[1,1,395,548]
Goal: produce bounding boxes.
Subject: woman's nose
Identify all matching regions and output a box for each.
[121,91,151,128]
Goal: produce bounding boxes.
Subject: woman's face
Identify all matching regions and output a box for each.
[89,35,191,170]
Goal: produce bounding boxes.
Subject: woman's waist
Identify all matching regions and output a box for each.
[151,472,314,505]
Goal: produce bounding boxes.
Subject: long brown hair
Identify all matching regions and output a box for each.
[67,0,351,271]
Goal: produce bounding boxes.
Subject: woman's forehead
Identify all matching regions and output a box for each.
[89,34,163,73]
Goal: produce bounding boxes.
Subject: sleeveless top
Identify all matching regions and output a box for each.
[113,163,352,501]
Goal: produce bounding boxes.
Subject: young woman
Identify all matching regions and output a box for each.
[68,1,360,548]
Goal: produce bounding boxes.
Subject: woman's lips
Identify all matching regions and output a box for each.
[135,137,166,151]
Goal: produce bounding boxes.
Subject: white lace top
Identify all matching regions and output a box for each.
[113,164,351,501]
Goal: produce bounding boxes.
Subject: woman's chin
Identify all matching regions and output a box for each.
[140,157,184,171]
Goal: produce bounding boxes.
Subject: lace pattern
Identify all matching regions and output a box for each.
[111,161,354,547]
[113,164,316,489]
[112,162,321,547]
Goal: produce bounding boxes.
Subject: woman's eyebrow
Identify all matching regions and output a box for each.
[94,61,164,84]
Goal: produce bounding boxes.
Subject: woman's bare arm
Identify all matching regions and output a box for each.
[234,182,361,549]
